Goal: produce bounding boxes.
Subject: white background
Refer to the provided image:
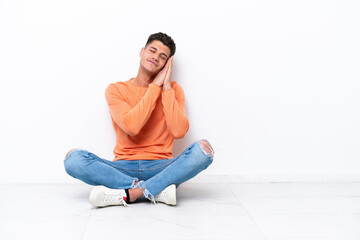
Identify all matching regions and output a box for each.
[0,0,359,183]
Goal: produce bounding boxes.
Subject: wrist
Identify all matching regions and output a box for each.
[162,83,171,91]
[153,81,162,87]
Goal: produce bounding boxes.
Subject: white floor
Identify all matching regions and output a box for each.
[1,182,360,240]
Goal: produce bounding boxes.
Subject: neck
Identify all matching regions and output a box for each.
[132,66,156,87]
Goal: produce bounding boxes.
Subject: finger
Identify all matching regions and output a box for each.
[164,63,172,82]
[160,61,169,74]
[169,58,173,72]
[164,60,170,74]
[166,58,172,71]
[161,60,170,73]
[168,57,173,69]
[167,65,172,81]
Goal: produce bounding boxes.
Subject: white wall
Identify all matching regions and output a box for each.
[0,0,359,183]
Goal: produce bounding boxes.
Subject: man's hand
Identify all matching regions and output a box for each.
[153,57,172,87]
[162,56,173,91]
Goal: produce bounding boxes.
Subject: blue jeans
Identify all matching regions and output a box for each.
[64,140,214,201]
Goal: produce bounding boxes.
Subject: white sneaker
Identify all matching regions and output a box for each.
[154,184,177,206]
[89,186,129,207]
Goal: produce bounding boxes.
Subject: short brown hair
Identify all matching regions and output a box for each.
[145,32,176,57]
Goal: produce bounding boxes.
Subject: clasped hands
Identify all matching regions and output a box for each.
[153,56,174,91]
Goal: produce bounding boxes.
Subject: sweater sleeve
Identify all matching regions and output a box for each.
[161,82,189,139]
[105,82,162,136]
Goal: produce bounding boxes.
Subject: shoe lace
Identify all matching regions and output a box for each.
[151,197,158,205]
[120,198,130,208]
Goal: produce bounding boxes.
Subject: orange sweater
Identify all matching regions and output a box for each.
[105,78,189,161]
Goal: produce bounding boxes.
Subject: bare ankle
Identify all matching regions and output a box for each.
[128,188,144,203]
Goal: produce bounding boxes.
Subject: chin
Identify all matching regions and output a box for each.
[140,63,157,74]
[142,66,158,76]
[149,65,162,74]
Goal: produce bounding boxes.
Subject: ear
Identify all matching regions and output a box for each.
[139,47,144,57]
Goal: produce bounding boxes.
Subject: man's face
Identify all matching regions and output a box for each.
[139,40,171,75]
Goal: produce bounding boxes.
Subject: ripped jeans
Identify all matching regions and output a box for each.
[64,140,214,202]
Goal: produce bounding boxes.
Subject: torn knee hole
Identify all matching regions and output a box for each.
[198,140,214,158]
[199,140,214,152]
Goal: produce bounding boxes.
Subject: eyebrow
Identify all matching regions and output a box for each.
[149,46,168,58]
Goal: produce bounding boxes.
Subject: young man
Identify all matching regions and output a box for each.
[64,32,214,207]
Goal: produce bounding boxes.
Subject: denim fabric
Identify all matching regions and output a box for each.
[64,140,214,200]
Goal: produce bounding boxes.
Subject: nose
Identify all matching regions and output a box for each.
[152,54,160,62]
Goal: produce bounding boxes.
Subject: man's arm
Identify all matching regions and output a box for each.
[105,83,161,136]
[105,59,172,136]
[162,83,189,138]
[160,57,189,138]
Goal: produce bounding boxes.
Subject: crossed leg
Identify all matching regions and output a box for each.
[64,139,214,203]
[129,140,214,202]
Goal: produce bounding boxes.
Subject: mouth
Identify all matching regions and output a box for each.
[147,60,158,67]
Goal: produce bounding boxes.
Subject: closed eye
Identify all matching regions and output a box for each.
[148,46,168,59]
